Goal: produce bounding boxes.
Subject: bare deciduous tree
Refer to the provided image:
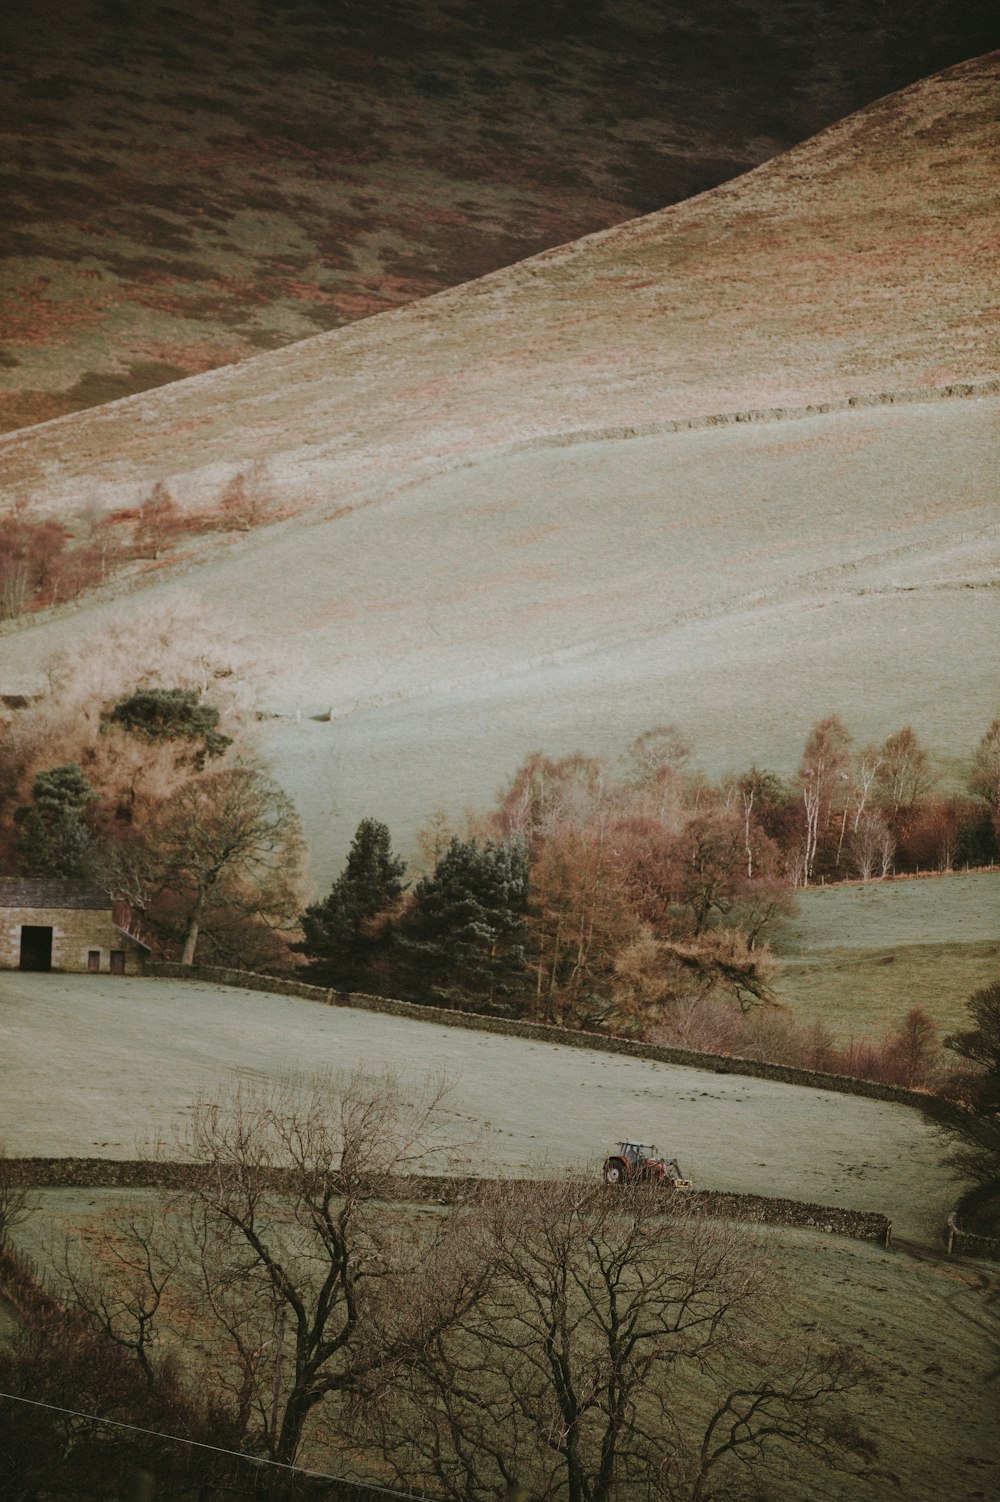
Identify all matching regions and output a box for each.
[100,765,305,965]
[848,810,895,882]
[362,1178,872,1502]
[57,1073,469,1471]
[872,726,936,817]
[797,716,852,885]
[0,1145,33,1253]
[60,1209,177,1391]
[969,718,1000,812]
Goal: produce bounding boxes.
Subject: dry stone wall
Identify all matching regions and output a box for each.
[146,962,933,1109]
[4,1158,891,1245]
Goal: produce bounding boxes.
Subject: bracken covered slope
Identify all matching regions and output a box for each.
[1,53,996,519]
[1,0,996,431]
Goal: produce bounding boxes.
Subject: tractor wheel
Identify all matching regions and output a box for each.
[603,1159,626,1185]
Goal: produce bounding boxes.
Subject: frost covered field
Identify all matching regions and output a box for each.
[4,393,997,882]
[5,972,997,1500]
[0,973,962,1244]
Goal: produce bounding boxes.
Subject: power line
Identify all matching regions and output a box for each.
[0,1389,430,1500]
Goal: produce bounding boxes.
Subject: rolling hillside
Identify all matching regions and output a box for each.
[1,55,997,877]
[2,0,996,431]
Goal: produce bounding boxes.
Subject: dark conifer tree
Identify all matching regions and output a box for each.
[397,836,530,1011]
[297,818,406,990]
[15,763,97,879]
[102,687,231,769]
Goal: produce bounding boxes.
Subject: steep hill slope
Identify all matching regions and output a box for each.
[1,57,997,875]
[2,54,996,517]
[2,0,995,431]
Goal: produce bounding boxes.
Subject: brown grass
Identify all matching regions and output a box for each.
[2,3,996,431]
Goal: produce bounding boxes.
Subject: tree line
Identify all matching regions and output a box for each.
[295,716,1000,1069]
[4,648,999,1085]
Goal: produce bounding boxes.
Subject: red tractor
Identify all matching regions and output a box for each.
[602,1141,692,1189]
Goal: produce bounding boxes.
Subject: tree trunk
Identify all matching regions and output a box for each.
[180,885,209,966]
[275,1383,320,1467]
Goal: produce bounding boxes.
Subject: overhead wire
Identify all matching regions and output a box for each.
[0,1388,430,1499]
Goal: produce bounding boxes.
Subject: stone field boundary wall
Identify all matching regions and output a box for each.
[946,1217,1000,1260]
[146,962,934,1110]
[3,1158,892,1246]
[501,376,1000,456]
[946,1183,1000,1260]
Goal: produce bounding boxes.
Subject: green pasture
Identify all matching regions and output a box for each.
[773,872,1000,1039]
[8,1193,997,1502]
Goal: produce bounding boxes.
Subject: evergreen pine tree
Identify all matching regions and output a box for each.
[102,687,231,769]
[397,836,530,1011]
[15,763,97,878]
[296,818,406,990]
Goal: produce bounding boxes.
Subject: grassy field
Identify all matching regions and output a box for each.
[4,972,996,1499]
[8,1192,998,1502]
[774,872,1000,1039]
[0,973,968,1244]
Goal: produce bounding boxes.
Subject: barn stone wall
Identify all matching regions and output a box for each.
[0,906,145,973]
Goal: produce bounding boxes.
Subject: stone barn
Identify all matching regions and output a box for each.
[0,879,149,974]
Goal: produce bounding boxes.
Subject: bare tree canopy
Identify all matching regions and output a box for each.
[360,1178,873,1502]
[55,1071,466,1470]
[101,764,305,965]
[35,1079,874,1497]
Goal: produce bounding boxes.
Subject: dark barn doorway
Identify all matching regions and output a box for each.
[19,925,53,971]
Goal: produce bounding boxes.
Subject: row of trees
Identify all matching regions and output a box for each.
[0,1074,873,1499]
[297,712,1000,1035]
[0,465,283,621]
[790,716,999,885]
[298,819,531,1010]
[3,629,998,999]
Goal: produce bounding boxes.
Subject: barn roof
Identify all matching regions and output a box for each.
[0,878,113,910]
